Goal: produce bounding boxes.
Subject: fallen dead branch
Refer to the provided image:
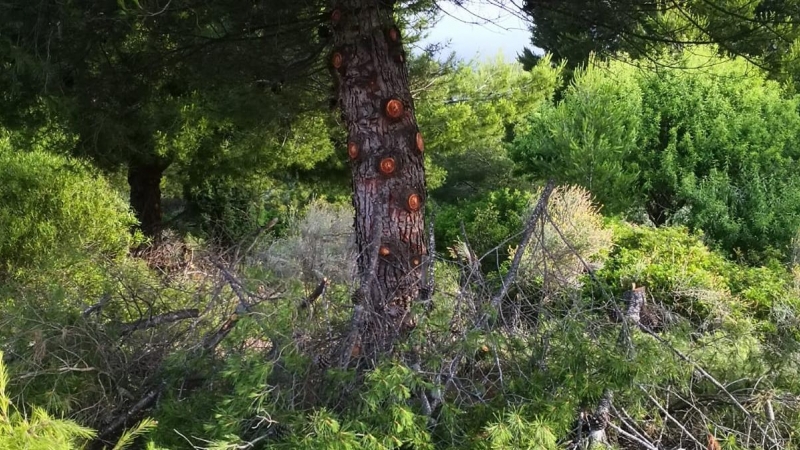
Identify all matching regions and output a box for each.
[118,309,200,333]
[299,277,329,310]
[490,179,555,312]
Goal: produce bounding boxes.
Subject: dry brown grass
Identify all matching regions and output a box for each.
[511,184,612,290]
[258,199,356,285]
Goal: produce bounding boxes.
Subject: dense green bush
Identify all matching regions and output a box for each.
[0,137,137,276]
[636,49,800,261]
[596,223,735,324]
[596,221,800,333]
[511,57,643,215]
[182,175,276,246]
[435,187,532,267]
[512,47,800,262]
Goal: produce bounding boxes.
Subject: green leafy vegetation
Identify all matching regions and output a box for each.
[0,137,138,276]
[0,352,159,450]
[512,47,800,263]
[0,351,96,449]
[511,58,643,215]
[2,1,800,449]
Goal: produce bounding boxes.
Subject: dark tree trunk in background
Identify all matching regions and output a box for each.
[128,160,166,240]
[331,0,427,357]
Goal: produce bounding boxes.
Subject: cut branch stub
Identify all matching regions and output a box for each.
[386,26,401,43]
[384,98,404,120]
[415,132,424,153]
[331,51,344,70]
[347,141,359,160]
[379,245,391,257]
[385,28,404,64]
[410,256,422,267]
[379,157,396,175]
[407,193,422,212]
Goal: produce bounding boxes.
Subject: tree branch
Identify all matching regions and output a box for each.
[638,384,705,449]
[202,314,240,351]
[489,179,555,312]
[299,277,329,310]
[118,309,200,333]
[638,324,779,448]
[607,421,659,450]
[82,293,111,318]
[95,384,164,447]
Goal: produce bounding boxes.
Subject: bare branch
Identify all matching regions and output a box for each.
[489,179,555,311]
[82,293,111,318]
[96,384,164,445]
[299,278,329,310]
[638,326,779,448]
[607,421,659,450]
[638,384,705,449]
[118,309,200,333]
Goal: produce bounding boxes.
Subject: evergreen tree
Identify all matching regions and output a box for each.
[0,0,329,238]
[520,0,800,85]
[329,0,429,355]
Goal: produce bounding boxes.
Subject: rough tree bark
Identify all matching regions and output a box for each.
[330,0,427,358]
[127,159,167,240]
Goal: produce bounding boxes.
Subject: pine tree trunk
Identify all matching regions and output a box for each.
[331,0,427,357]
[128,159,166,240]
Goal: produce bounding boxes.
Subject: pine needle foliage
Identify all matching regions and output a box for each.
[0,351,96,449]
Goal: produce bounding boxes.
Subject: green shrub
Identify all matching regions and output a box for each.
[435,184,612,289]
[597,222,800,331]
[415,56,562,200]
[183,175,276,246]
[0,351,96,449]
[512,47,800,262]
[0,138,137,276]
[596,223,735,323]
[726,263,793,321]
[0,350,159,449]
[510,56,643,216]
[635,49,800,262]
[435,188,532,268]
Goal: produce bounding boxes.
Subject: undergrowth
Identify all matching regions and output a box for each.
[1,191,799,449]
